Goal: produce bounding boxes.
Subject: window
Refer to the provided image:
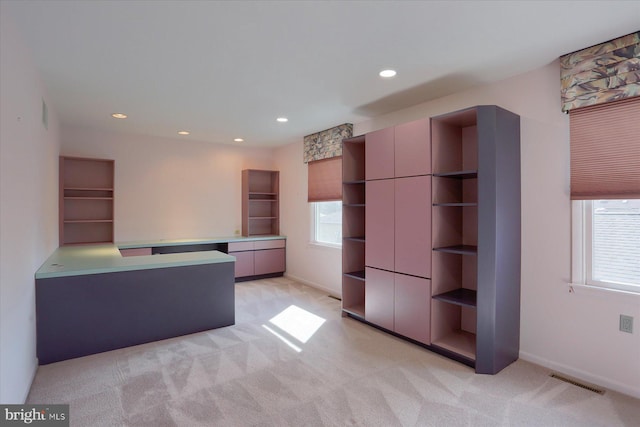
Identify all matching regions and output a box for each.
[575,199,640,293]
[311,201,342,246]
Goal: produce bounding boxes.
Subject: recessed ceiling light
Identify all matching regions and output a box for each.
[379,69,397,78]
[111,113,127,119]
[234,138,244,142]
[276,117,288,123]
[177,130,190,135]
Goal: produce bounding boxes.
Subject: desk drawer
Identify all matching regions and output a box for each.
[254,239,286,250]
[228,241,255,252]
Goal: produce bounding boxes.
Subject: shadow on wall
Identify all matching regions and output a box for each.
[353,73,481,116]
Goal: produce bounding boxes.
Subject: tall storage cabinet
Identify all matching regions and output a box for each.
[431,105,521,374]
[361,118,433,346]
[59,156,114,245]
[342,107,521,375]
[242,170,279,236]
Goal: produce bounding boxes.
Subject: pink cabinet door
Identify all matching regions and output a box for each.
[394,118,431,177]
[365,267,394,331]
[395,176,431,278]
[233,251,255,278]
[394,274,431,344]
[254,248,285,275]
[365,127,394,180]
[365,180,394,271]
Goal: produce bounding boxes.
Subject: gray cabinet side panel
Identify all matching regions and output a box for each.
[36,263,235,364]
[476,106,499,374]
[493,107,521,372]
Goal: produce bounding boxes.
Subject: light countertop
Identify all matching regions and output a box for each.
[118,235,285,249]
[36,235,286,279]
[35,245,234,279]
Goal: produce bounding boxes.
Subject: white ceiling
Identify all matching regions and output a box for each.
[4,1,640,147]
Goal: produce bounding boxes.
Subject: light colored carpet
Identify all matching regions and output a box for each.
[27,276,639,426]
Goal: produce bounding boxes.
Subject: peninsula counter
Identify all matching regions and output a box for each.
[35,244,236,364]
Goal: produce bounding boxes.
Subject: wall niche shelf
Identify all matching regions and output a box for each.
[59,156,114,246]
[242,170,279,236]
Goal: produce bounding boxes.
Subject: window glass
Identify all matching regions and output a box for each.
[312,201,342,245]
[590,199,640,289]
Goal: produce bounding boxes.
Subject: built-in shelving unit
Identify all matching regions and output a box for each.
[339,108,519,375]
[59,156,114,245]
[342,135,366,318]
[242,170,279,236]
[431,105,521,374]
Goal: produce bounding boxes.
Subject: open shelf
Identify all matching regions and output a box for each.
[433,289,477,308]
[243,170,279,236]
[64,219,113,223]
[431,299,476,361]
[344,270,365,281]
[343,136,365,183]
[431,330,476,361]
[62,221,113,245]
[342,135,366,319]
[433,203,477,207]
[433,245,477,255]
[342,275,365,318]
[433,170,478,179]
[342,304,365,319]
[430,105,521,374]
[60,156,114,245]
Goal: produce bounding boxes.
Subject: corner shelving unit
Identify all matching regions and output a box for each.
[431,105,521,374]
[242,170,279,236]
[341,135,366,318]
[59,156,115,245]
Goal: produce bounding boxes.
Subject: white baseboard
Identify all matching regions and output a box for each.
[284,273,341,299]
[519,351,640,399]
[20,357,38,403]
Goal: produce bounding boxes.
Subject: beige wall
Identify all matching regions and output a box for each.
[61,127,275,242]
[274,141,342,295]
[275,61,640,398]
[1,9,637,401]
[0,7,61,403]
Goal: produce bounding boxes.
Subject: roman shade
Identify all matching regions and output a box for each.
[561,31,639,112]
[305,123,352,202]
[308,156,342,202]
[570,96,640,200]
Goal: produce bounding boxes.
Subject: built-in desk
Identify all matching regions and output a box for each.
[117,235,287,281]
[35,245,236,364]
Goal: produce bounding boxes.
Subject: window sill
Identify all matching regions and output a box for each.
[567,282,640,297]
[308,241,342,250]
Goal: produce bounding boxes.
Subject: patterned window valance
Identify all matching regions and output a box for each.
[303,123,353,163]
[560,31,640,112]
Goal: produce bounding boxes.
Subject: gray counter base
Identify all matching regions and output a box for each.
[36,262,234,364]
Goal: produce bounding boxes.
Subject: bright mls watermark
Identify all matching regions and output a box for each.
[1,405,69,426]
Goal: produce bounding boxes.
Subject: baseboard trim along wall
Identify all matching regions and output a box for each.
[20,358,38,403]
[519,351,640,399]
[283,273,341,300]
